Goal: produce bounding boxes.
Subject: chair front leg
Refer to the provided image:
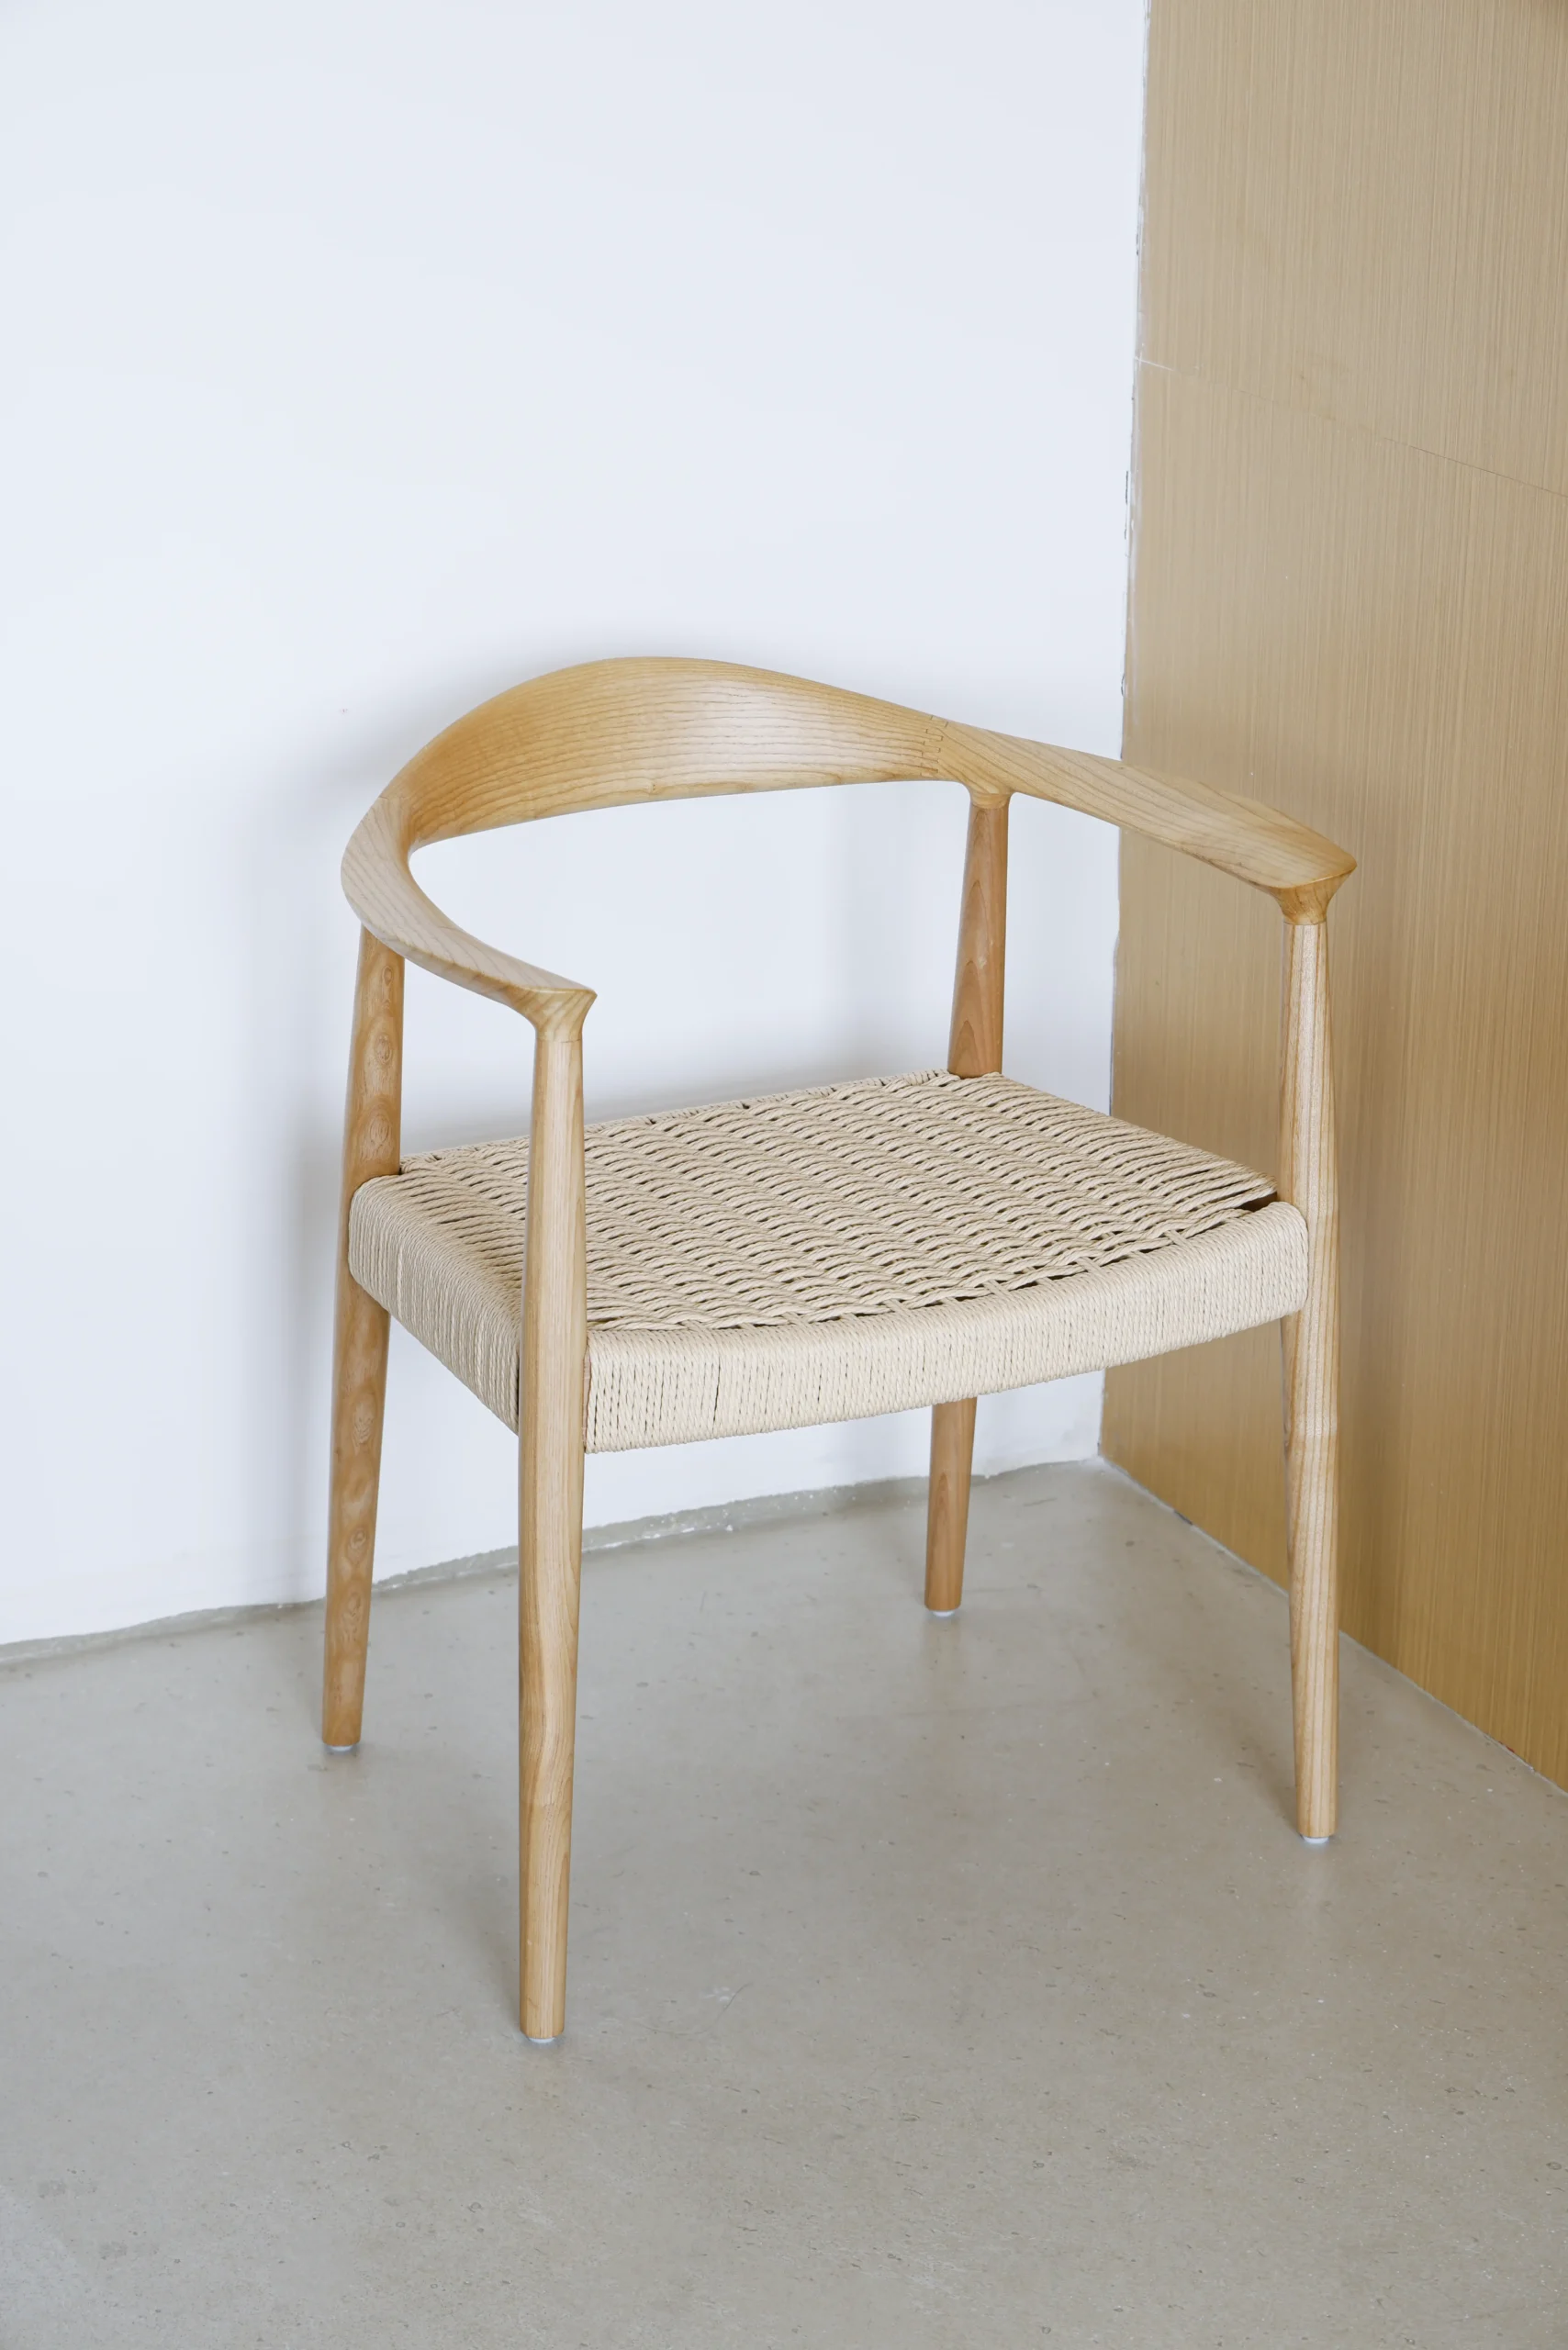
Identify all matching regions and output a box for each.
[518,1020,589,2042]
[1279,914,1340,1841]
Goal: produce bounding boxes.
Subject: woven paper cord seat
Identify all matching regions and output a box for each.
[349,1069,1307,1452]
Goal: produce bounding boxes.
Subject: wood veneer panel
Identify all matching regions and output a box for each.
[1108,360,1568,1785]
[1139,0,1568,495]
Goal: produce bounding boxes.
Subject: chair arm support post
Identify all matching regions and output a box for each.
[518,1008,590,2039]
[947,794,1010,1080]
[1278,913,1341,1839]
[322,928,405,1748]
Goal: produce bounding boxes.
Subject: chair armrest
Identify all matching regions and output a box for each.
[342,798,595,1033]
[945,724,1355,921]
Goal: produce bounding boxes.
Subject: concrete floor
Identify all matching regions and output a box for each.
[3,1463,1566,2347]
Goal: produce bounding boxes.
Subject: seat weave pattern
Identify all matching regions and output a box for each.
[350,1071,1307,1450]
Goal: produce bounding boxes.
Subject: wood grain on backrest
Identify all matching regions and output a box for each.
[339,655,1354,1031]
[383,658,945,846]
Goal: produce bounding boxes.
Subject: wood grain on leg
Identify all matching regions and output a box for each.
[925,1396,978,1613]
[519,1017,589,2042]
[946,795,1009,1081]
[1279,915,1339,1840]
[322,929,404,1751]
[924,795,1010,1613]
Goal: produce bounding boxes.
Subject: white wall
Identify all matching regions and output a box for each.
[0,0,1146,1643]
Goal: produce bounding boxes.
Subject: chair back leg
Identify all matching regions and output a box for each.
[925,1398,978,1613]
[322,931,403,1751]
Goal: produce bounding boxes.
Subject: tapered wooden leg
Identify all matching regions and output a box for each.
[322,1283,392,1748]
[1284,1319,1338,1839]
[519,1023,589,2042]
[925,1397,977,1614]
[924,792,1007,1621]
[1280,917,1339,1841]
[321,931,403,1751]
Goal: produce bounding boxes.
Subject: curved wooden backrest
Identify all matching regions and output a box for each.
[382,657,950,847]
[341,655,1355,1030]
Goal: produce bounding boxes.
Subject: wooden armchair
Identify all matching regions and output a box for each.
[321,657,1354,2041]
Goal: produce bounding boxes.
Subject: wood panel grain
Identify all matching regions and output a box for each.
[1109,6,1568,1789]
[1139,0,1568,495]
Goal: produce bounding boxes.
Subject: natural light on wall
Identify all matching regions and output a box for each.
[0,1,1147,1640]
